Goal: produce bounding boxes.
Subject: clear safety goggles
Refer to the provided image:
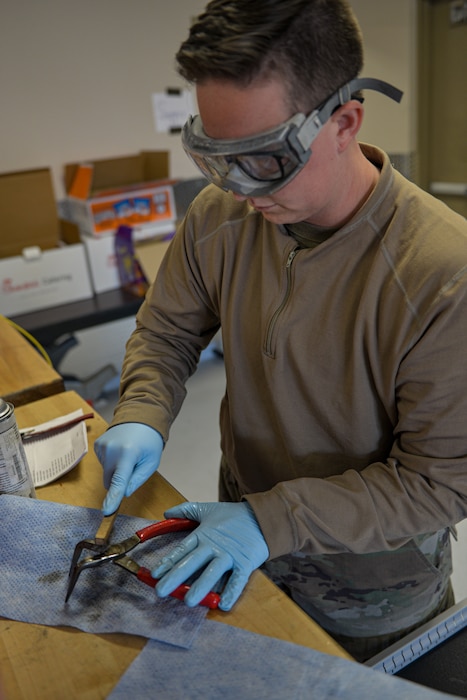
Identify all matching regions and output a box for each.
[182,78,402,197]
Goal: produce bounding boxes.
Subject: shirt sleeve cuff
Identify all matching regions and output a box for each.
[244,488,298,560]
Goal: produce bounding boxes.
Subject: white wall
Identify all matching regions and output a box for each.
[0,0,206,198]
[1,0,416,201]
[351,0,417,153]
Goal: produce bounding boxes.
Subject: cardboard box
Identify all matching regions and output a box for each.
[135,236,173,285]
[0,168,60,258]
[0,167,94,315]
[64,151,177,240]
[82,231,174,294]
[0,239,93,316]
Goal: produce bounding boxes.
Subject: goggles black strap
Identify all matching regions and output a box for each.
[296,77,403,152]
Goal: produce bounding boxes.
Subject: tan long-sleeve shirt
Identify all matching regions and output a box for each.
[112,145,467,634]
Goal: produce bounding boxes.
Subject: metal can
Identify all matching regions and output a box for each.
[0,398,36,498]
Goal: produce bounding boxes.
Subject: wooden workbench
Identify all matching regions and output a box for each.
[0,391,351,699]
[0,316,64,406]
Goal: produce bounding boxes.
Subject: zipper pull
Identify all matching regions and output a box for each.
[286,248,299,267]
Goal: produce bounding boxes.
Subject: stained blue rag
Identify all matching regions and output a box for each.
[0,495,207,648]
[108,620,456,700]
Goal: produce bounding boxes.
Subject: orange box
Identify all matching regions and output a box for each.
[64,151,178,240]
[86,182,175,235]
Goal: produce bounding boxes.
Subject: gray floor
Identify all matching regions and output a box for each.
[94,350,467,603]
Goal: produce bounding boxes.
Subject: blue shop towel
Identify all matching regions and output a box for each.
[0,495,207,648]
[108,620,458,700]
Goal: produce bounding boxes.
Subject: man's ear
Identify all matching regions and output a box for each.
[333,100,364,151]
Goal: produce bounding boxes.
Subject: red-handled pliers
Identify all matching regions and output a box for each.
[65,518,220,609]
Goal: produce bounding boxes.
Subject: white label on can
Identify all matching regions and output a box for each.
[0,421,35,497]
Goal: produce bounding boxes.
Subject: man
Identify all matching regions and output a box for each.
[95,0,467,661]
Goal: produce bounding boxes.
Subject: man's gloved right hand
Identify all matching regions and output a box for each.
[94,423,163,515]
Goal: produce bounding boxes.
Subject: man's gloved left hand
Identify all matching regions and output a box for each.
[152,501,269,611]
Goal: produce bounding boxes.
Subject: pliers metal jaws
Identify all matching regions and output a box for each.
[65,517,220,609]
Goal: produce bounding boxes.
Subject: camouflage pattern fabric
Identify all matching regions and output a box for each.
[328,582,454,662]
[262,528,452,640]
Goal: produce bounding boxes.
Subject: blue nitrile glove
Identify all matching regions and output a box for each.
[94,423,163,515]
[152,501,269,611]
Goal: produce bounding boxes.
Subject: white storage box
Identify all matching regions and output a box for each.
[0,244,93,315]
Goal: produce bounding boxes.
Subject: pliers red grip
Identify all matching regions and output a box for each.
[66,517,221,609]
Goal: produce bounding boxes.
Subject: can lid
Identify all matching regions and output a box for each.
[0,398,11,420]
